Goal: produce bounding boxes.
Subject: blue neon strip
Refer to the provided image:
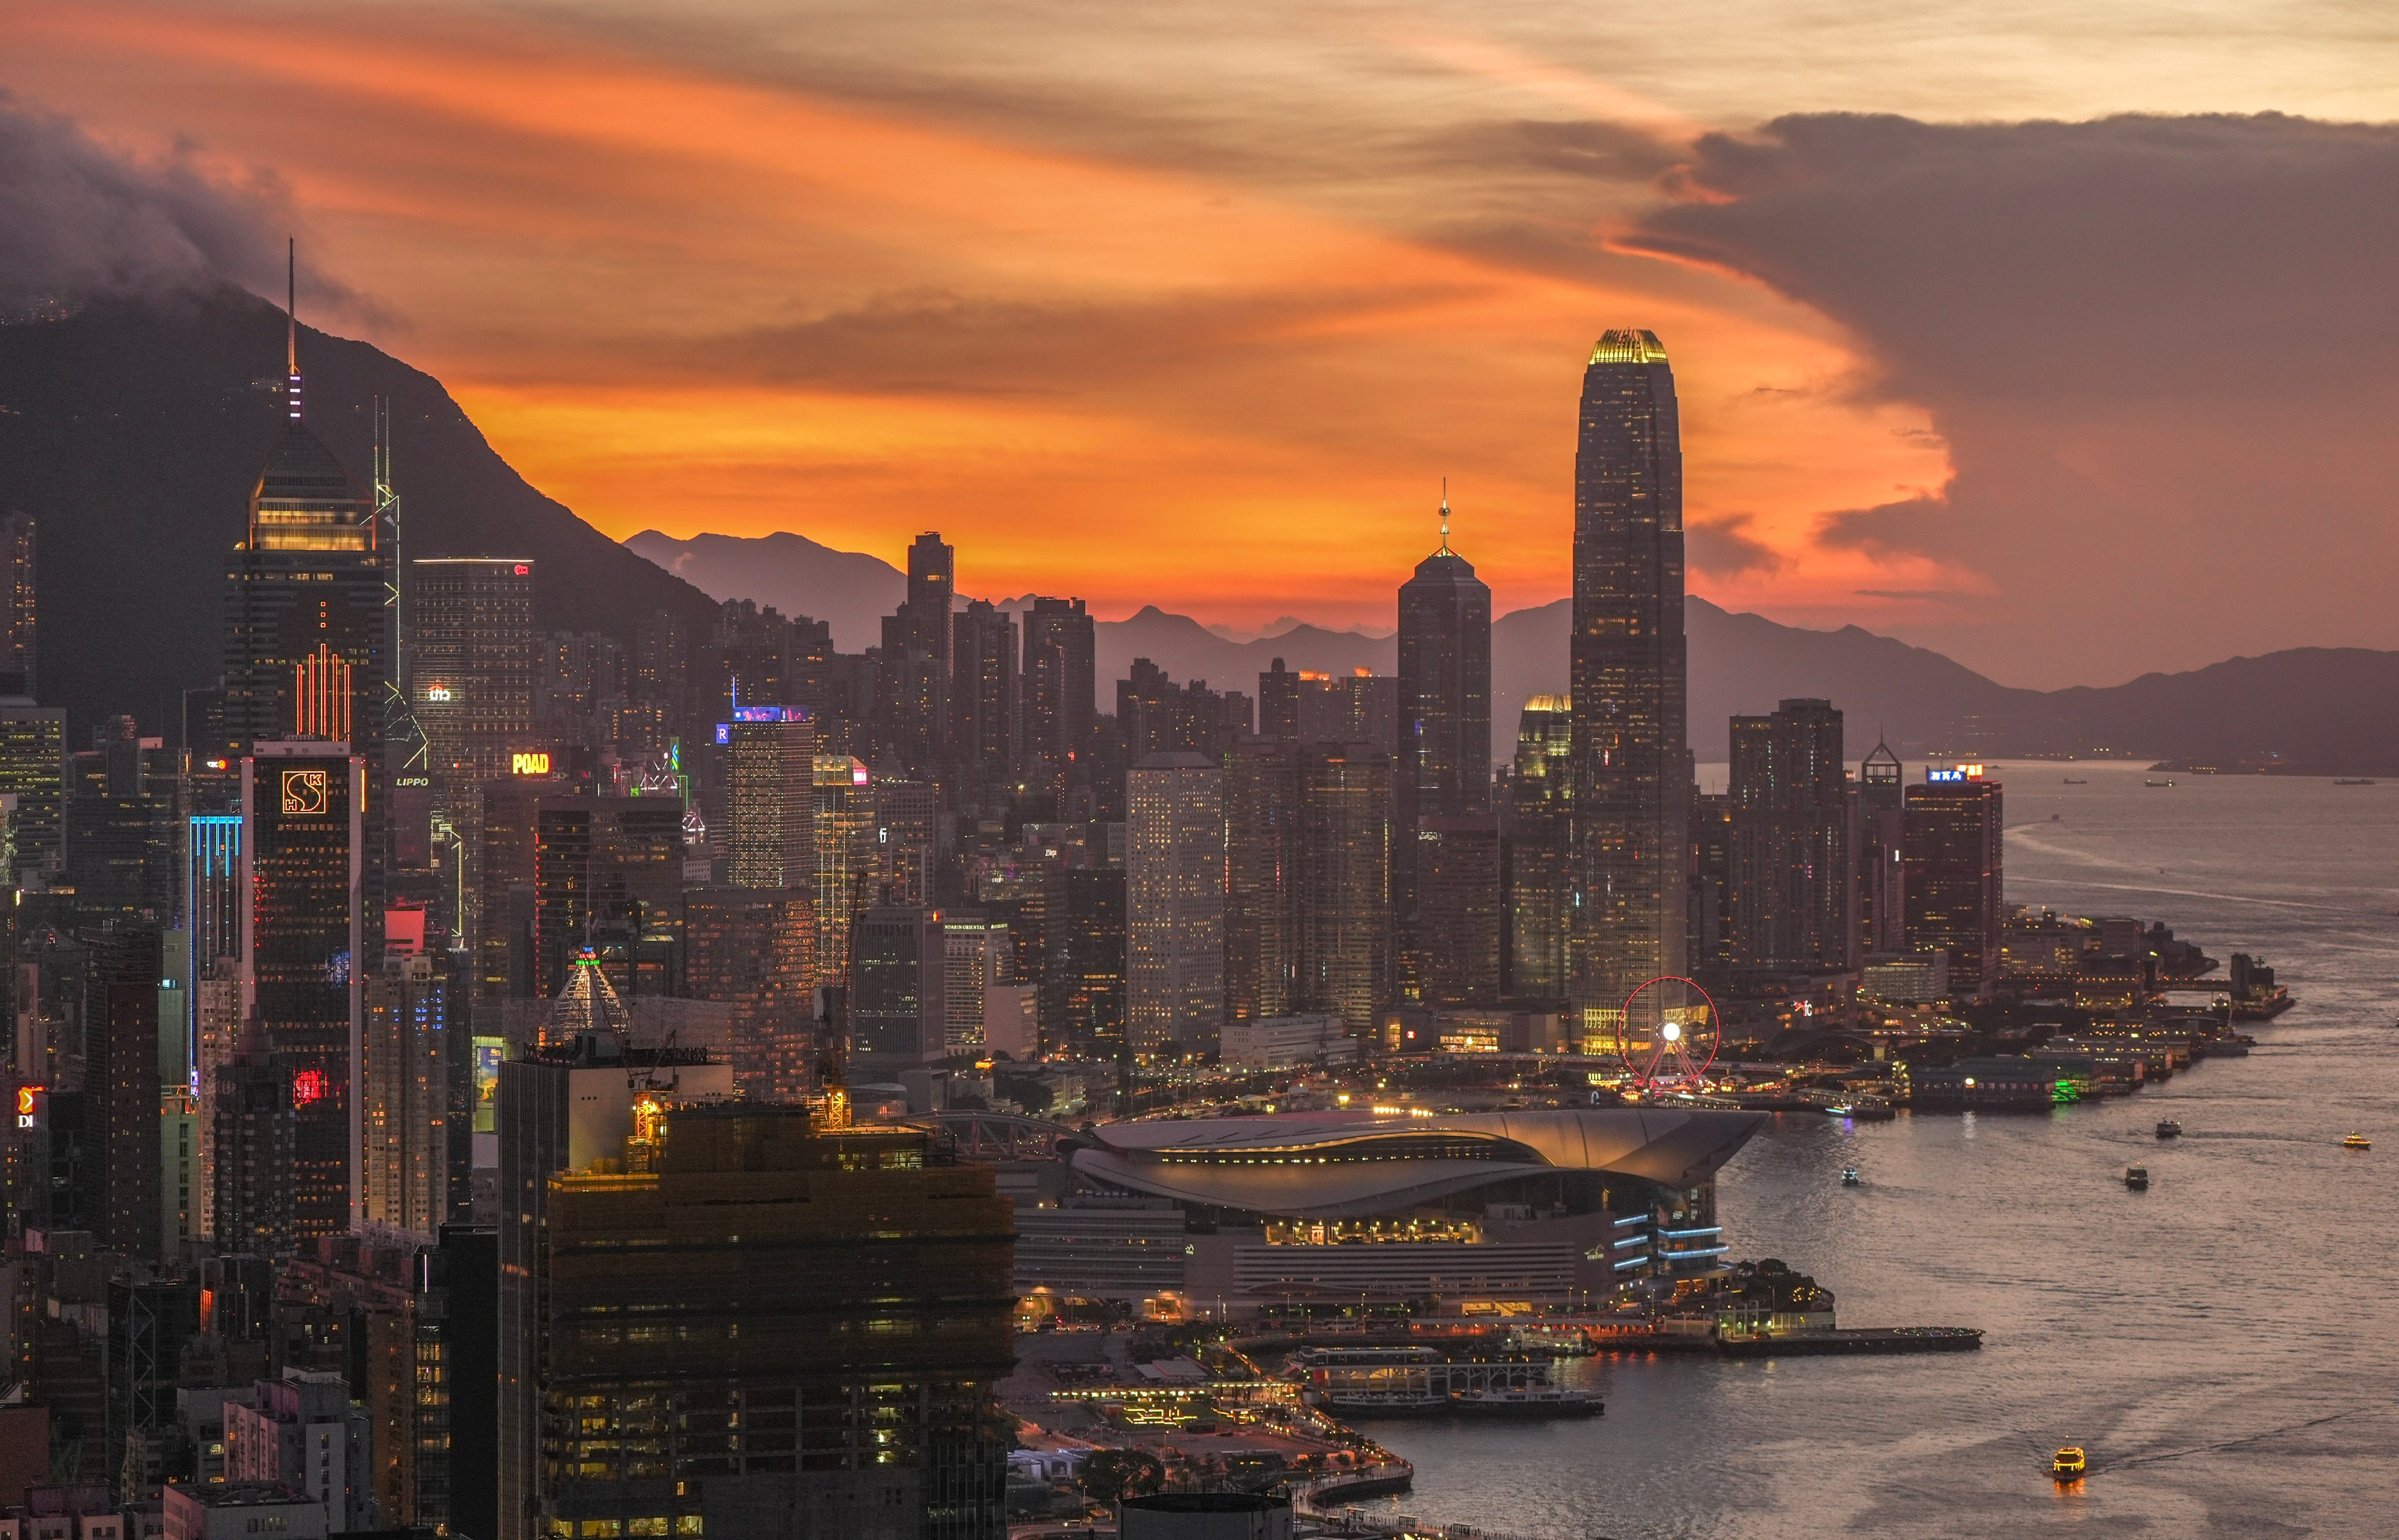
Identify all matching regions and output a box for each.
[1611,1256,1651,1270]
[1609,1235,1646,1251]
[1658,1245,1731,1260]
[1611,1214,1649,1228]
[1659,1227,1723,1238]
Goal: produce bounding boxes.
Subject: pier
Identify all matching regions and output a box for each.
[1600,1325,1984,1357]
[1711,1326,1984,1357]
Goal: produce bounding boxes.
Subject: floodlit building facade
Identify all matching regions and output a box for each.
[1570,330,1689,1025]
[1127,752,1224,1057]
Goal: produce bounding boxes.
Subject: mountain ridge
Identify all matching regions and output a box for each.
[623,529,2399,773]
[8,293,2394,775]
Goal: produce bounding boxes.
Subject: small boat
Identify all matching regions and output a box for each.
[1841,1166,1861,1187]
[2333,778,2376,787]
[2144,779,2175,788]
[2053,1446,2087,1480]
[1825,1097,1895,1121]
[2343,1132,2373,1151]
[2155,1119,2182,1139]
[2124,1165,2149,1190]
[2062,777,2087,785]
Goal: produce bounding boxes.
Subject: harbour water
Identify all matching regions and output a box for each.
[1362,762,2399,1538]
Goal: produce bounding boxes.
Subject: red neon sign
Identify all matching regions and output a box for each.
[292,1069,329,1108]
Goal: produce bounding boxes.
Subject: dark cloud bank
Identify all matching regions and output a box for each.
[1626,111,2399,685]
[0,92,363,319]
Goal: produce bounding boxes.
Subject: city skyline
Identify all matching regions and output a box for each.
[0,11,2391,1538]
[8,5,2399,686]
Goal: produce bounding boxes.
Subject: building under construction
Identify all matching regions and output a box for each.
[515,1101,1016,1540]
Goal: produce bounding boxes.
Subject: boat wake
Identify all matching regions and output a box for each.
[2090,1405,2377,1474]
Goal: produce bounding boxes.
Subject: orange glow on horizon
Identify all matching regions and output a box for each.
[3,0,1968,630]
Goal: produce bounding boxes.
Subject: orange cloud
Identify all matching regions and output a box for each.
[1,0,1958,630]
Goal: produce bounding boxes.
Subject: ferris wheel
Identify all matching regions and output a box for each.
[1610,976,1722,1090]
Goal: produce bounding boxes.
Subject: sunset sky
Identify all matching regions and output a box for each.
[6,1,2399,685]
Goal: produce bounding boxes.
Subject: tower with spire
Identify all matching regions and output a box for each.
[1395,482,1494,1000]
[220,245,392,1234]
[1857,734,1906,956]
[220,238,390,883]
[1398,481,1492,818]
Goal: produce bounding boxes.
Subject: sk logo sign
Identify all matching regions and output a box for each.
[282,769,330,815]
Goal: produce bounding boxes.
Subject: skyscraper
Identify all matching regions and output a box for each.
[683,888,817,1098]
[1126,751,1223,1057]
[812,754,876,988]
[1223,740,1389,1035]
[1396,494,1491,996]
[1021,597,1095,805]
[63,715,179,926]
[1904,768,2004,998]
[1397,496,1492,820]
[1223,737,1302,1023]
[1503,696,1572,1000]
[0,689,66,885]
[1413,817,1501,1005]
[1257,658,1300,740]
[1687,791,1737,977]
[1299,744,1391,1036]
[1,511,35,698]
[723,707,816,892]
[1726,698,1852,971]
[496,1036,735,1540]
[187,810,244,1228]
[848,904,946,1075]
[361,947,453,1237]
[950,599,1018,811]
[1570,329,1688,1025]
[877,534,956,783]
[904,531,955,674]
[223,279,391,948]
[1856,740,1906,957]
[941,910,1010,1056]
[411,557,537,786]
[241,741,363,1238]
[871,775,939,906]
[212,1049,297,1256]
[1042,866,1125,1060]
[524,1105,1013,1540]
[85,924,167,1260]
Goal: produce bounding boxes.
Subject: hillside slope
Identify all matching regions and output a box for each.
[0,288,721,737]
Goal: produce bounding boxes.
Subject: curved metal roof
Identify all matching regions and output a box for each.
[1070,1107,1762,1220]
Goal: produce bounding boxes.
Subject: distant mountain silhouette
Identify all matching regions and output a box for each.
[1093,606,1391,706]
[624,529,904,654]
[8,292,2387,774]
[632,531,2399,774]
[0,288,719,740]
